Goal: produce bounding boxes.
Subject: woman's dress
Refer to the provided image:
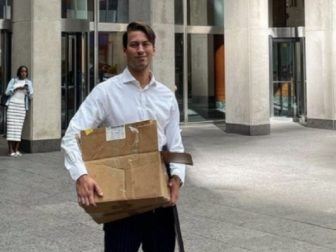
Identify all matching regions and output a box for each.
[7,80,27,141]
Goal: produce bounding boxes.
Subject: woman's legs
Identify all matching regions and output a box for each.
[8,141,15,155]
[13,141,20,153]
[7,141,21,155]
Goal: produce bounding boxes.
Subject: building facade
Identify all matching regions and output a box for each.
[0,0,335,153]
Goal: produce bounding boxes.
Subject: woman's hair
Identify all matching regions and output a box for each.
[16,65,29,78]
[122,21,156,49]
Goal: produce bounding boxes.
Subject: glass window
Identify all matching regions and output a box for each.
[174,0,183,25]
[98,32,126,82]
[174,33,184,120]
[0,0,11,19]
[175,33,225,122]
[87,0,94,21]
[62,32,90,131]
[271,39,305,118]
[188,34,225,121]
[0,31,11,134]
[99,0,129,23]
[62,0,91,20]
[188,0,223,26]
[89,32,95,90]
[270,0,305,27]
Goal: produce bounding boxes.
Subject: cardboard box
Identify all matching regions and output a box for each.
[79,120,170,224]
[89,202,165,224]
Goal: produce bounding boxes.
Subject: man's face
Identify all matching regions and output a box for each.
[124,31,155,73]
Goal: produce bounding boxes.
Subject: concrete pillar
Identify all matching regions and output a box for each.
[12,0,61,152]
[129,0,175,91]
[224,0,270,135]
[305,0,336,129]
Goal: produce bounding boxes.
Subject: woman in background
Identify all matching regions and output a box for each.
[5,66,33,157]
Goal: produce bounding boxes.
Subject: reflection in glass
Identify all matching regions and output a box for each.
[89,32,95,90]
[0,31,11,134]
[99,0,129,23]
[62,0,91,20]
[0,0,11,19]
[0,34,2,94]
[175,33,225,122]
[188,0,223,26]
[272,42,292,117]
[270,0,305,27]
[0,32,3,133]
[273,42,293,82]
[272,39,305,118]
[214,35,225,112]
[61,33,88,131]
[174,0,183,25]
[98,32,126,82]
[175,33,184,120]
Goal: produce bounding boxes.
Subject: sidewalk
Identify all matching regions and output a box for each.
[1,120,336,251]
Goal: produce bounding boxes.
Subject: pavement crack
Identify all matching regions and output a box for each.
[286,219,336,231]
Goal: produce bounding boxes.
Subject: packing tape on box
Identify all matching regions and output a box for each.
[128,126,139,153]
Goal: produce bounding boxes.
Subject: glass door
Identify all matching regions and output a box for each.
[271,38,305,119]
[174,0,225,123]
[61,32,88,132]
[0,31,11,135]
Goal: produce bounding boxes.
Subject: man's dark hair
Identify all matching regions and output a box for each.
[122,21,156,49]
[16,65,29,78]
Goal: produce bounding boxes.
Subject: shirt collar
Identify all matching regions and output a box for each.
[121,68,157,89]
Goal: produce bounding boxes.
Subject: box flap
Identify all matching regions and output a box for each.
[83,151,170,214]
[80,120,158,161]
[79,120,170,223]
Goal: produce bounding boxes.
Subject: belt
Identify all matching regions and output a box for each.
[160,151,193,165]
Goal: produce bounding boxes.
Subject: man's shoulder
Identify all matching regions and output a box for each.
[96,73,123,89]
[154,81,175,94]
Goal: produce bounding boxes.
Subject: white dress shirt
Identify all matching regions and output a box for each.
[61,68,186,183]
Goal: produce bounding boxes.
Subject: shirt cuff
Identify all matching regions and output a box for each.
[69,161,88,181]
[169,163,186,184]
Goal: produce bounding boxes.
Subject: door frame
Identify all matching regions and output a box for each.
[0,30,11,135]
[269,27,306,120]
[61,32,89,132]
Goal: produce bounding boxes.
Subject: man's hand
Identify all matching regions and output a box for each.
[164,175,182,207]
[76,174,103,207]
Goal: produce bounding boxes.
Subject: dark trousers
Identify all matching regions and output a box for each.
[104,206,176,252]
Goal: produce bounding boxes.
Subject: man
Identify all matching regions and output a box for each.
[61,21,185,252]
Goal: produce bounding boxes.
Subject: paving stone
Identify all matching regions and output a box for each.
[1,120,336,251]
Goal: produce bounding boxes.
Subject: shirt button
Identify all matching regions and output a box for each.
[141,94,145,104]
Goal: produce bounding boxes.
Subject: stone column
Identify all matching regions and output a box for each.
[305,0,336,129]
[12,0,61,152]
[129,0,175,91]
[224,0,270,135]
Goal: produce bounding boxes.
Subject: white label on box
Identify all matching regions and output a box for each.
[106,125,126,141]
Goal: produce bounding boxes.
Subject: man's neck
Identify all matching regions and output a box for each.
[129,69,151,88]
